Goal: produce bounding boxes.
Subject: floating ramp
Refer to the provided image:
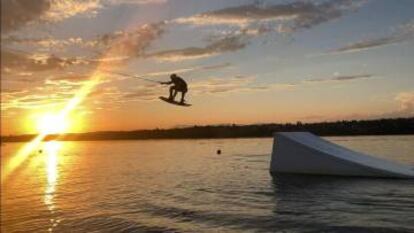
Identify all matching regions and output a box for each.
[270,132,414,178]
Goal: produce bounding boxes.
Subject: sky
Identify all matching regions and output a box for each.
[1,0,414,135]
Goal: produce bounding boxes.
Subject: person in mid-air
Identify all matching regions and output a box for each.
[161,73,188,104]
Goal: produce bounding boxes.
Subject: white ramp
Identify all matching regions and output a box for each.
[270,132,414,178]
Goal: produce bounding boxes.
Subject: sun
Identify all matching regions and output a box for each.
[36,113,69,135]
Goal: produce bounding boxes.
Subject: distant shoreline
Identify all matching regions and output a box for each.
[2,117,413,143]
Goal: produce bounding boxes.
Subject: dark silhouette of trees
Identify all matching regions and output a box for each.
[2,117,413,142]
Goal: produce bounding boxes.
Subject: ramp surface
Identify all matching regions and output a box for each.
[270,132,414,178]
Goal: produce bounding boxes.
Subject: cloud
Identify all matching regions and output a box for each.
[191,76,294,95]
[51,75,91,82]
[305,74,374,83]
[1,90,73,110]
[140,62,232,78]
[1,72,116,111]
[1,89,28,95]
[2,50,64,72]
[1,0,105,33]
[2,23,165,63]
[0,89,29,107]
[174,0,364,32]
[123,88,162,101]
[47,71,124,87]
[354,90,414,120]
[200,62,233,71]
[1,49,92,74]
[258,83,296,91]
[94,22,166,59]
[89,86,125,98]
[112,83,162,102]
[164,0,365,59]
[148,35,248,61]
[44,75,95,88]
[1,0,51,33]
[2,36,98,50]
[331,21,414,54]
[395,91,414,116]
[191,76,254,94]
[1,0,169,34]
[3,22,164,56]
[294,91,414,122]
[42,0,102,22]
[104,0,168,5]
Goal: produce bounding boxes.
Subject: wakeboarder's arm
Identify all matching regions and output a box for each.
[160,81,173,85]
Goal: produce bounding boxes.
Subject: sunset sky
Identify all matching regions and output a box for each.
[1,0,414,135]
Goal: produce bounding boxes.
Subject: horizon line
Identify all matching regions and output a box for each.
[2,116,413,138]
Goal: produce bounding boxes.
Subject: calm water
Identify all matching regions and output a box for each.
[2,136,414,233]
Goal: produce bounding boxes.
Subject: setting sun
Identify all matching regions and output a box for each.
[36,113,69,135]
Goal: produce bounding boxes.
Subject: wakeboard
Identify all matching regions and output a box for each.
[159,96,191,107]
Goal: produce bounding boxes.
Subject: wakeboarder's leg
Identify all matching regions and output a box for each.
[169,86,174,100]
[180,91,186,103]
[172,88,178,101]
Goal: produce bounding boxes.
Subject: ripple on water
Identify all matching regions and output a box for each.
[2,137,414,232]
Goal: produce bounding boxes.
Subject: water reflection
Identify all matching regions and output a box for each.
[2,137,413,232]
[271,174,414,232]
[43,141,61,232]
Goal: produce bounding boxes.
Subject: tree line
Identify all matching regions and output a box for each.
[2,117,413,142]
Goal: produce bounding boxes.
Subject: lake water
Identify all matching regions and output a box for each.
[2,136,414,232]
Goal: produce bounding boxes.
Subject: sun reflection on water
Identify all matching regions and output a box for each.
[43,141,61,232]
